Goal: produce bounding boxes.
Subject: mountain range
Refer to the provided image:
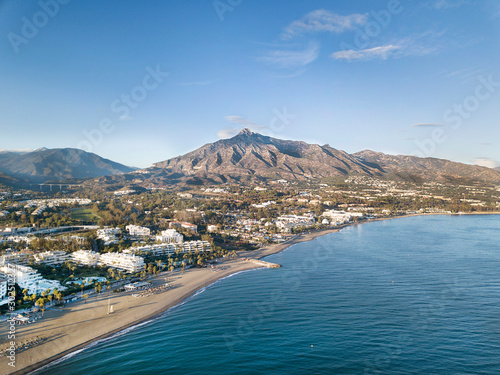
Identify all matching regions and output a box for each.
[1,130,499,188]
[0,148,135,184]
[93,129,500,188]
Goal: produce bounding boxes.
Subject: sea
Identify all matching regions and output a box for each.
[35,215,500,375]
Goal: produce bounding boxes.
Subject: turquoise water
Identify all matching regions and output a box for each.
[37,215,500,374]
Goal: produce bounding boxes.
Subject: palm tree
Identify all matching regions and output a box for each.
[35,298,46,316]
[81,280,86,297]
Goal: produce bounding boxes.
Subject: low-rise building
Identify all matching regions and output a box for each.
[126,225,151,237]
[275,214,316,231]
[0,251,31,266]
[33,251,69,266]
[322,210,355,225]
[97,227,122,245]
[156,229,183,243]
[71,250,100,266]
[31,205,48,216]
[207,225,218,233]
[98,252,145,273]
[169,221,198,233]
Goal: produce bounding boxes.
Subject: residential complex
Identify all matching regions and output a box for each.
[126,225,151,237]
[97,227,122,245]
[71,250,100,266]
[0,264,65,295]
[124,240,211,257]
[156,229,183,243]
[33,251,69,266]
[97,252,145,273]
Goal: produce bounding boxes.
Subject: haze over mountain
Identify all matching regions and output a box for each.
[0,148,136,184]
[353,150,500,184]
[92,129,500,188]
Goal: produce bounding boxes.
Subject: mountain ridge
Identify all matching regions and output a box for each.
[0,148,136,184]
[93,129,500,187]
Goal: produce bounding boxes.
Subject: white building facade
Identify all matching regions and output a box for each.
[98,252,145,273]
[0,264,65,295]
[156,229,183,243]
[126,225,151,237]
[71,250,100,266]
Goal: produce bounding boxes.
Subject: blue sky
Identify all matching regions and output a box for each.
[0,0,499,168]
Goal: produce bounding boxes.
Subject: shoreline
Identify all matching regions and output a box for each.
[5,211,500,375]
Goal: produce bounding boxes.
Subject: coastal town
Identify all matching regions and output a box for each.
[0,176,499,372]
[0,176,499,311]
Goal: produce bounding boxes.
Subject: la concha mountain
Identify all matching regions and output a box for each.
[97,128,500,187]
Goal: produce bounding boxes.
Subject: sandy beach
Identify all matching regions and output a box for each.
[2,212,499,374]
[0,225,343,375]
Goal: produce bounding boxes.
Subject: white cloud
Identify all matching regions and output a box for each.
[331,31,444,61]
[218,116,274,139]
[332,44,401,61]
[259,42,320,68]
[217,127,240,139]
[282,9,367,39]
[225,115,259,127]
[473,158,497,169]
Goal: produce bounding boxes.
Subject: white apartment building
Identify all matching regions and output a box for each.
[126,225,151,237]
[123,240,211,257]
[322,210,363,225]
[0,264,65,295]
[97,227,122,237]
[275,214,316,231]
[98,252,145,273]
[33,251,69,266]
[0,278,7,305]
[181,240,211,253]
[156,229,183,244]
[123,243,177,257]
[97,227,122,245]
[114,189,136,196]
[0,252,31,266]
[71,250,100,266]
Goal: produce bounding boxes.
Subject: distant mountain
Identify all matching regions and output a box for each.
[494,166,500,172]
[150,128,383,183]
[0,148,136,183]
[90,129,500,188]
[353,150,500,184]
